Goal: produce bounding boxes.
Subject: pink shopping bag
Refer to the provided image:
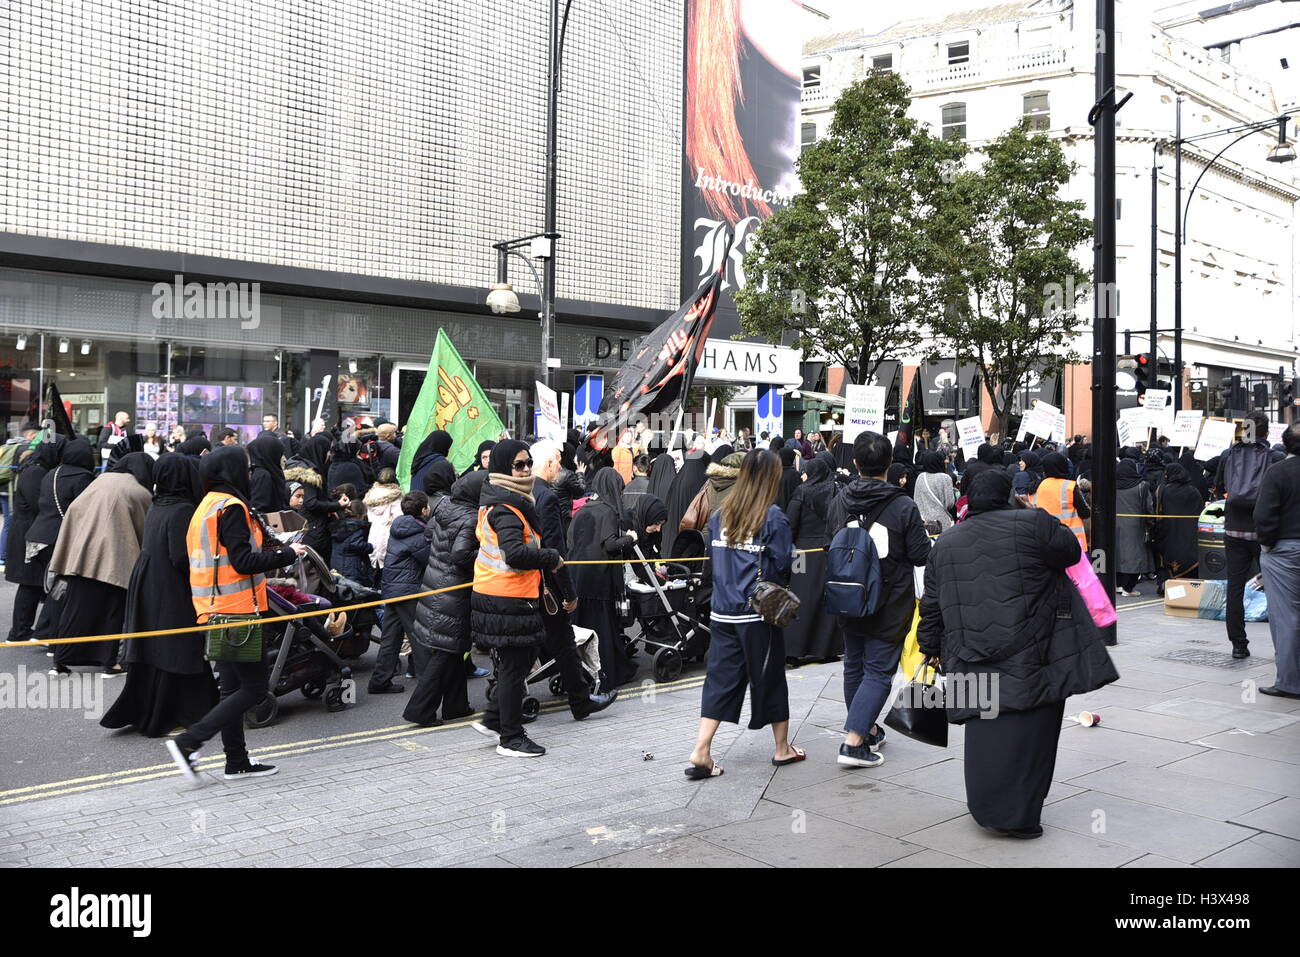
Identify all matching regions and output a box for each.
[1066,553,1116,628]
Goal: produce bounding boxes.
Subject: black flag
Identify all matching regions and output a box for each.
[42,382,77,441]
[588,239,730,452]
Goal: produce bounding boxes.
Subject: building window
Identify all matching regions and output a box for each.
[1023,92,1049,130]
[871,53,893,71]
[802,66,821,89]
[947,41,970,65]
[941,102,967,141]
[801,122,817,153]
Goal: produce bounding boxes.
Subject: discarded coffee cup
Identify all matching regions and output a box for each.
[1078,711,1101,727]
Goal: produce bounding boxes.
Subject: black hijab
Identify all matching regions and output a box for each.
[968,470,1014,515]
[917,451,945,474]
[201,445,253,503]
[450,469,489,508]
[61,438,95,471]
[422,458,457,498]
[1178,450,1210,501]
[296,432,332,474]
[489,439,529,475]
[709,444,734,464]
[1164,462,1189,486]
[177,435,210,458]
[646,452,677,505]
[802,457,831,485]
[153,453,202,506]
[462,440,496,476]
[1040,452,1071,479]
[1116,459,1143,490]
[778,446,797,468]
[663,451,709,549]
[959,460,991,493]
[29,434,65,472]
[108,452,156,491]
[413,429,453,465]
[631,493,668,532]
[587,467,626,520]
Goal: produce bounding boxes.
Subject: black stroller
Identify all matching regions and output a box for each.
[243,546,379,728]
[623,530,711,683]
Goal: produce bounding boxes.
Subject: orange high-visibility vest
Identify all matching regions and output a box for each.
[1033,477,1088,552]
[473,503,541,598]
[187,491,269,623]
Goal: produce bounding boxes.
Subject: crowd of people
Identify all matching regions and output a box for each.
[1,405,1296,837]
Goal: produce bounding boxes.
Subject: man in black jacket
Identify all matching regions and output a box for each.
[1214,412,1282,658]
[531,440,617,718]
[1254,422,1300,698]
[825,432,931,768]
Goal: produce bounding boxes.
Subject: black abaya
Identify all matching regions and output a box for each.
[568,470,636,686]
[663,453,708,556]
[963,700,1065,831]
[53,577,126,668]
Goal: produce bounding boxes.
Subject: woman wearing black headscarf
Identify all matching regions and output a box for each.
[284,432,342,562]
[663,448,709,556]
[1115,458,1155,596]
[645,449,677,510]
[919,469,1117,838]
[421,457,458,505]
[913,451,956,534]
[165,446,305,781]
[784,457,840,662]
[776,446,802,511]
[626,494,669,561]
[102,455,216,736]
[461,440,496,478]
[1154,462,1205,592]
[327,441,371,497]
[569,468,638,688]
[26,438,97,643]
[176,435,210,458]
[247,432,290,514]
[48,452,155,674]
[5,435,62,642]
[409,429,452,494]
[1178,450,1210,503]
[1013,451,1043,497]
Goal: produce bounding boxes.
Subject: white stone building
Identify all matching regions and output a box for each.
[802,0,1299,425]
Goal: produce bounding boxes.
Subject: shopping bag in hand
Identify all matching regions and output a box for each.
[884,659,948,748]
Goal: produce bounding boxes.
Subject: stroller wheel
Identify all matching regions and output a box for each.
[324,685,348,713]
[548,675,565,698]
[521,695,541,723]
[652,647,682,684]
[244,693,279,729]
[301,681,325,700]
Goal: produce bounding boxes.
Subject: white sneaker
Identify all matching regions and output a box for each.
[471,721,501,743]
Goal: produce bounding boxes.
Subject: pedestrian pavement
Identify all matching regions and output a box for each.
[1,596,1297,867]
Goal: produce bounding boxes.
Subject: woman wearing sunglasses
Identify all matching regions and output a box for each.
[470,440,564,757]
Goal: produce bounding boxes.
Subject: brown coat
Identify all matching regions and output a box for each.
[48,473,152,590]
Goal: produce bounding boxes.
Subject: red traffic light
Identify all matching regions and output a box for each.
[1136,355,1150,366]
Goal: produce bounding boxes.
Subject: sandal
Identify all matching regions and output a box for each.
[684,761,723,780]
[772,746,806,767]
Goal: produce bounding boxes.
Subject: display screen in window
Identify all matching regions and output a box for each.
[337,374,368,405]
[135,381,179,428]
[181,385,223,423]
[225,386,264,424]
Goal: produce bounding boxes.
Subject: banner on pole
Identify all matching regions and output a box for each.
[1194,418,1237,462]
[843,384,886,443]
[535,381,565,442]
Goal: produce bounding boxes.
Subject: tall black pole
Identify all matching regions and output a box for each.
[1092,0,1118,645]
[541,0,561,391]
[1173,95,1183,412]
[1150,143,1160,386]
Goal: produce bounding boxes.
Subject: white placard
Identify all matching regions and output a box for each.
[1051,412,1067,445]
[1170,410,1203,448]
[1194,418,1237,461]
[534,381,565,442]
[956,416,984,456]
[1021,400,1060,441]
[1268,421,1286,446]
[1140,389,1173,434]
[1116,416,1133,448]
[843,384,886,443]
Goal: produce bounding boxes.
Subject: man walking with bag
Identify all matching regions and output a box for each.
[824,432,931,769]
[1254,422,1300,698]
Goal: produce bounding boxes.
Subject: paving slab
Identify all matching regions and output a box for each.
[580,834,772,868]
[1228,797,1300,842]
[695,806,919,868]
[1068,763,1280,819]
[1161,748,1300,798]
[1195,832,1300,868]
[1090,706,1241,742]
[1056,725,1208,767]
[1171,681,1300,714]
[1191,728,1300,765]
[902,816,1144,868]
[764,777,969,838]
[881,848,986,867]
[1141,696,1300,733]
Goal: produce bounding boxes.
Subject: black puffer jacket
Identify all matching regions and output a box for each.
[470,478,560,650]
[409,473,483,653]
[5,440,58,586]
[552,467,585,528]
[918,505,1118,721]
[381,514,429,599]
[284,464,341,559]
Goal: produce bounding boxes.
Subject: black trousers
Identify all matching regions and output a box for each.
[542,607,591,711]
[8,583,43,642]
[370,599,416,690]
[482,645,537,744]
[176,658,268,766]
[1225,536,1262,646]
[403,648,472,724]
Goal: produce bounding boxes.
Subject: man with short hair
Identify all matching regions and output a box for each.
[217,427,240,446]
[261,413,283,437]
[825,432,931,768]
[97,410,131,464]
[528,439,618,719]
[1254,422,1300,698]
[1214,411,1279,658]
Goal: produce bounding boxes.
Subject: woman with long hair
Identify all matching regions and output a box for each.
[685,449,799,778]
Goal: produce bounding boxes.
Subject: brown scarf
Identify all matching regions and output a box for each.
[489,472,536,503]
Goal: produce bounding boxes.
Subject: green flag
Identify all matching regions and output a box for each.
[396,329,505,490]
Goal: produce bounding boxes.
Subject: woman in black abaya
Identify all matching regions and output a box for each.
[102,454,217,735]
[663,449,709,556]
[284,433,341,562]
[569,468,638,688]
[645,450,677,509]
[26,438,97,643]
[783,457,840,662]
[5,435,63,643]
[248,431,290,514]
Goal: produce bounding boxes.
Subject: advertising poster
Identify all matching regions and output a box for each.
[681,0,802,340]
[337,373,368,405]
[224,386,263,425]
[181,384,222,423]
[842,384,886,443]
[134,380,178,427]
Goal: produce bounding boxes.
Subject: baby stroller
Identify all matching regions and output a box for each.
[482,625,602,722]
[244,545,379,728]
[624,531,711,683]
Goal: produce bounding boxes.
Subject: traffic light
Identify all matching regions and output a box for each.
[1220,375,1245,413]
[1253,381,1270,409]
[1133,354,1152,392]
[1283,378,1299,408]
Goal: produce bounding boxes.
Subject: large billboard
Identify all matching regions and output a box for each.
[682,0,802,341]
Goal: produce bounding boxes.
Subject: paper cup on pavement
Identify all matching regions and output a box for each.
[1077,711,1100,727]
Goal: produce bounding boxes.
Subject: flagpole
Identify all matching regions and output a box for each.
[668,404,685,457]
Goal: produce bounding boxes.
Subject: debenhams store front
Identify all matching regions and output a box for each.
[0,261,656,441]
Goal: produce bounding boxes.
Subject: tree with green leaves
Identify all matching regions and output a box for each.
[733,71,963,385]
[930,121,1093,440]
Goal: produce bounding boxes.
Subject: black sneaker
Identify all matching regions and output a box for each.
[992,824,1044,839]
[497,735,546,758]
[572,689,619,721]
[368,682,406,694]
[223,760,278,780]
[866,725,886,753]
[1232,645,1250,659]
[837,741,884,768]
[165,739,201,782]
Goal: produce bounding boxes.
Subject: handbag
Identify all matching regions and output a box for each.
[1064,551,1116,628]
[204,613,264,663]
[749,580,800,627]
[884,659,949,748]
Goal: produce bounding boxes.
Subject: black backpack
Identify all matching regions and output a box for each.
[1223,445,1271,507]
